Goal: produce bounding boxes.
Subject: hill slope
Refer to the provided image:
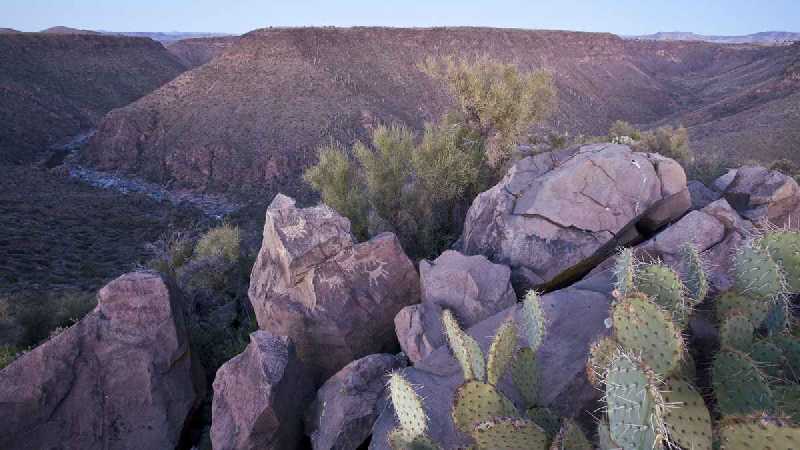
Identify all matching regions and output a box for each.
[84,27,800,198]
[0,33,186,163]
[632,31,800,45]
[165,36,239,68]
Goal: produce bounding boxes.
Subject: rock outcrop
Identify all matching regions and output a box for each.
[394,250,516,363]
[718,166,800,226]
[688,180,721,210]
[459,144,690,291]
[211,330,312,450]
[0,272,203,450]
[248,194,420,382]
[306,353,406,450]
[370,273,614,449]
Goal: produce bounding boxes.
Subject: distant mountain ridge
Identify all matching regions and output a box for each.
[630,31,800,45]
[98,31,235,43]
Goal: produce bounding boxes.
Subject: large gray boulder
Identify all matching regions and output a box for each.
[306,354,406,450]
[394,250,517,363]
[0,272,203,450]
[211,331,313,450]
[248,194,420,382]
[459,144,690,291]
[370,273,614,449]
[719,166,800,226]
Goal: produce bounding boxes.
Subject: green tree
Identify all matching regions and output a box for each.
[421,55,556,170]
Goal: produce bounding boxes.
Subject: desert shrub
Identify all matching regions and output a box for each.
[686,154,728,185]
[769,158,800,182]
[0,345,19,369]
[303,143,369,239]
[193,223,240,264]
[190,314,256,380]
[146,231,194,276]
[421,55,556,170]
[637,125,692,165]
[608,120,641,141]
[11,291,96,348]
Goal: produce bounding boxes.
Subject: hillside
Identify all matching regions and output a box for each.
[100,31,235,43]
[0,32,187,164]
[84,27,800,199]
[40,26,99,35]
[632,31,800,45]
[165,36,239,68]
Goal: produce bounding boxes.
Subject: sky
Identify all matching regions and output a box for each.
[3,0,799,36]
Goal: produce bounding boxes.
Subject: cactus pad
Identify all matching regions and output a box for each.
[760,230,800,292]
[451,380,518,433]
[520,290,546,351]
[550,419,592,450]
[387,428,440,450]
[512,347,539,407]
[487,320,517,386]
[587,336,618,387]
[596,419,620,450]
[442,310,485,381]
[612,294,684,377]
[613,247,637,300]
[719,311,755,353]
[526,407,561,437]
[750,339,785,378]
[772,335,800,383]
[712,350,774,416]
[389,372,428,437]
[681,244,709,305]
[715,290,772,328]
[605,354,663,450]
[719,416,800,450]
[734,243,785,300]
[763,298,790,336]
[661,377,712,450]
[774,385,800,422]
[636,263,691,327]
[471,417,549,450]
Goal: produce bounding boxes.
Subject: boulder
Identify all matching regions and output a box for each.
[459,144,690,292]
[306,354,406,450]
[249,195,420,382]
[0,272,203,450]
[719,166,800,226]
[211,331,312,450]
[370,273,614,449]
[688,180,721,210]
[395,250,517,363]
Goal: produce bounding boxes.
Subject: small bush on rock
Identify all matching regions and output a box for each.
[638,125,692,165]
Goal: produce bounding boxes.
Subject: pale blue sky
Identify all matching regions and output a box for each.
[3,0,799,35]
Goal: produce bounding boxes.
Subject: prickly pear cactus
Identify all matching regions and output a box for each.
[760,229,800,292]
[636,263,691,327]
[774,384,800,422]
[681,244,709,304]
[715,290,772,328]
[387,429,440,450]
[520,290,545,351]
[612,294,684,377]
[763,298,790,336]
[661,377,712,450]
[451,380,518,433]
[586,336,617,387]
[389,372,429,437]
[772,335,800,383]
[471,417,549,450]
[549,419,592,450]
[719,415,800,450]
[511,347,539,407]
[734,243,786,300]
[442,309,485,381]
[596,419,620,450]
[526,407,561,437]
[487,320,517,386]
[613,247,637,300]
[605,353,664,450]
[712,350,774,416]
[719,311,755,353]
[749,339,785,378]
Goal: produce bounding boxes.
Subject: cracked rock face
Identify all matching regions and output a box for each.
[0,272,203,450]
[248,194,420,383]
[394,250,517,363]
[459,144,690,291]
[211,331,313,450]
[305,353,406,450]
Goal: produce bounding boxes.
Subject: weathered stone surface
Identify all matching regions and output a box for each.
[395,251,516,363]
[712,169,737,192]
[459,144,689,291]
[720,165,800,226]
[249,195,420,382]
[211,331,312,450]
[306,354,406,450]
[688,180,721,210]
[370,273,614,449]
[0,272,203,450]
